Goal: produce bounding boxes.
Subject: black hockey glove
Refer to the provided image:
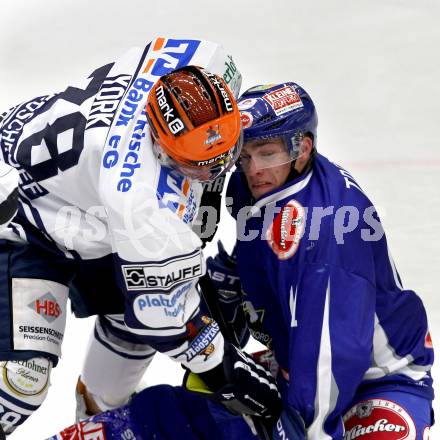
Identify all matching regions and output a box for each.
[193,175,226,247]
[183,342,282,422]
[205,241,250,347]
[206,241,240,297]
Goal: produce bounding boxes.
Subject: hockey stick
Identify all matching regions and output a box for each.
[198,273,241,346]
[198,274,272,440]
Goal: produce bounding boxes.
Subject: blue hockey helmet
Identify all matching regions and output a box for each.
[237,82,318,164]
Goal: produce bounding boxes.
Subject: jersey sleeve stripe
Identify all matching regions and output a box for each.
[307,277,335,440]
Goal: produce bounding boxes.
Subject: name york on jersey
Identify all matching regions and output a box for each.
[86,74,132,129]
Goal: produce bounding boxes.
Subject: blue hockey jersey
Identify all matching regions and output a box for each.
[227,153,434,439]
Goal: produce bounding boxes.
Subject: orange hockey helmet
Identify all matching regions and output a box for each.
[146,66,242,181]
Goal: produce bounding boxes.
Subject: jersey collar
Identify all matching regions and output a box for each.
[246,170,313,219]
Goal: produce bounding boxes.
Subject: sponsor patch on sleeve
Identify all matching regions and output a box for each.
[184,316,220,362]
[132,281,199,328]
[221,55,242,98]
[3,358,51,397]
[12,278,68,358]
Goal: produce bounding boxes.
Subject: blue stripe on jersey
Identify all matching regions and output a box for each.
[0,388,41,412]
[93,327,155,361]
[16,199,80,260]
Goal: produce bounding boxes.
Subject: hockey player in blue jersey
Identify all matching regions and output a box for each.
[0,38,282,437]
[44,81,434,439]
[205,82,435,439]
[47,383,259,440]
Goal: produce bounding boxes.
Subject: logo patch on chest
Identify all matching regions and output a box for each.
[266,199,305,260]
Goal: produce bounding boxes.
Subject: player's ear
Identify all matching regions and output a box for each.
[294,136,313,172]
[300,135,313,158]
[295,135,313,171]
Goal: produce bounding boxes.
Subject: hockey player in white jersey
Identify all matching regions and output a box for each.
[0,37,281,436]
[0,162,18,232]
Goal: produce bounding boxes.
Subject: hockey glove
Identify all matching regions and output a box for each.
[205,241,250,347]
[183,342,282,421]
[193,175,226,247]
[272,406,306,440]
[250,349,280,379]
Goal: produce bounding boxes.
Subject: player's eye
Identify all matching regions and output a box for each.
[261,151,275,157]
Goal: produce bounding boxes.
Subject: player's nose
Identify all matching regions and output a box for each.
[246,157,263,177]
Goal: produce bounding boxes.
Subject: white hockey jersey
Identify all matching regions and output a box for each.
[0,37,242,373]
[0,161,18,230]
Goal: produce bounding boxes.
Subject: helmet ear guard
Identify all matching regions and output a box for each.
[146,66,242,181]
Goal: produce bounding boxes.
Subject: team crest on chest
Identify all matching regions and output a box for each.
[266,199,305,260]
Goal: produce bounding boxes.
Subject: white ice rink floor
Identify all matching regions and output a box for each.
[1,1,439,438]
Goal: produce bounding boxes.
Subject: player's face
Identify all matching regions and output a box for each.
[240,138,292,199]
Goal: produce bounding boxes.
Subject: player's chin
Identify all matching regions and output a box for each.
[250,182,275,199]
